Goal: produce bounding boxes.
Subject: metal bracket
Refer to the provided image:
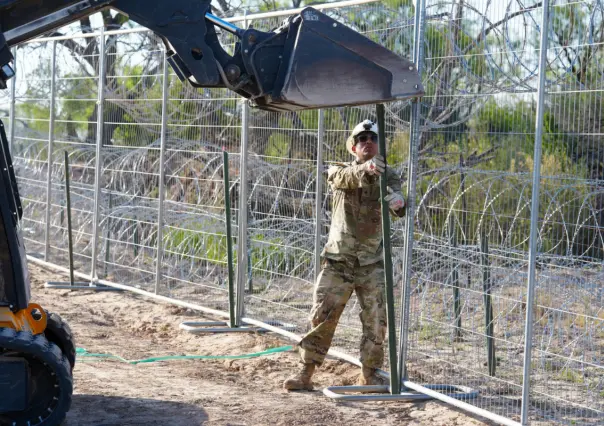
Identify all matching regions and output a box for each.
[323,384,479,402]
[179,321,261,334]
[179,320,298,334]
[44,281,123,291]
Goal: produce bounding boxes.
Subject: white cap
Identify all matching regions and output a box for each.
[347,119,379,154]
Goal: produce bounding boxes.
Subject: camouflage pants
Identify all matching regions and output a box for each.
[298,256,387,369]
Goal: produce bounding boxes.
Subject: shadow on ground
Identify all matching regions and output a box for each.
[65,394,209,425]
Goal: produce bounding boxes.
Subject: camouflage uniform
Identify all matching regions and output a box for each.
[298,159,405,369]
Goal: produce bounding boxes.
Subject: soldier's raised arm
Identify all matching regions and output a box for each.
[327,156,385,190]
[327,163,367,189]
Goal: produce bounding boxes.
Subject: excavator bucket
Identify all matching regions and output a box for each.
[114,3,425,112]
[247,8,424,112]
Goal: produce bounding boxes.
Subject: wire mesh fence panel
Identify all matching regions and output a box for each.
[45,35,102,276]
[94,31,165,289]
[157,27,242,312]
[404,0,545,422]
[526,1,604,423]
[12,43,55,258]
[243,108,318,330]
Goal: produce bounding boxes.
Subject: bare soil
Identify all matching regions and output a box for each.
[28,262,496,426]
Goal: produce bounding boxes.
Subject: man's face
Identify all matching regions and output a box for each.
[352,131,378,162]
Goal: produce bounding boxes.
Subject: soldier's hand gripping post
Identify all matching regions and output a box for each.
[283,119,406,391]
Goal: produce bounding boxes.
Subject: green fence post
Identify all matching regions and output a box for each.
[480,229,496,376]
[448,215,462,340]
[224,150,236,328]
[376,103,400,395]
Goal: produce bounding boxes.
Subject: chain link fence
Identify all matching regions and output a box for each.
[5,0,602,425]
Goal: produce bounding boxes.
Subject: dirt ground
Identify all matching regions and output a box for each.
[27,262,497,426]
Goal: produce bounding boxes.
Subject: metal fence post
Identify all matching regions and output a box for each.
[90,28,107,282]
[103,192,112,278]
[398,0,426,383]
[155,49,170,295]
[64,150,75,286]
[44,40,58,261]
[313,109,325,283]
[8,47,16,154]
[235,11,250,326]
[235,99,249,325]
[376,103,400,395]
[521,0,549,424]
[448,215,462,340]
[223,150,236,328]
[480,229,495,377]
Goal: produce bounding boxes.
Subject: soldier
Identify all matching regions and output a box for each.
[283,119,406,391]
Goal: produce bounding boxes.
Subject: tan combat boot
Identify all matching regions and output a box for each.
[283,363,316,391]
[357,366,385,386]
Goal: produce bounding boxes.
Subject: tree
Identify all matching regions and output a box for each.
[25,1,250,147]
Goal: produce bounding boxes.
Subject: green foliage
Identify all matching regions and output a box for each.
[163,222,229,264]
[265,133,290,161]
[419,321,440,341]
[161,220,308,277]
[56,73,97,142]
[297,109,318,129]
[388,131,409,166]
[471,100,534,145]
[381,0,413,9]
[249,233,308,276]
[557,368,585,384]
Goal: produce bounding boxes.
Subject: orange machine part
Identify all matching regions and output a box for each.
[0,303,47,334]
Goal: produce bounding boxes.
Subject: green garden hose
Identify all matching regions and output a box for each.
[75,345,293,365]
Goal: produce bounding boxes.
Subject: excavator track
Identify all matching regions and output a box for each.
[0,328,73,426]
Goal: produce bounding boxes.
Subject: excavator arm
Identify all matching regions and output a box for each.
[0,0,423,111]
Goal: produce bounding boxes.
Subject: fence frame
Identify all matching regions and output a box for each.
[520,0,550,423]
[154,49,170,295]
[43,40,57,261]
[89,27,107,284]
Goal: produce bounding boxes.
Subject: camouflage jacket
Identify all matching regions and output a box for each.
[321,159,406,266]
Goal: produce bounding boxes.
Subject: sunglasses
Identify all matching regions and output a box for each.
[355,133,378,143]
